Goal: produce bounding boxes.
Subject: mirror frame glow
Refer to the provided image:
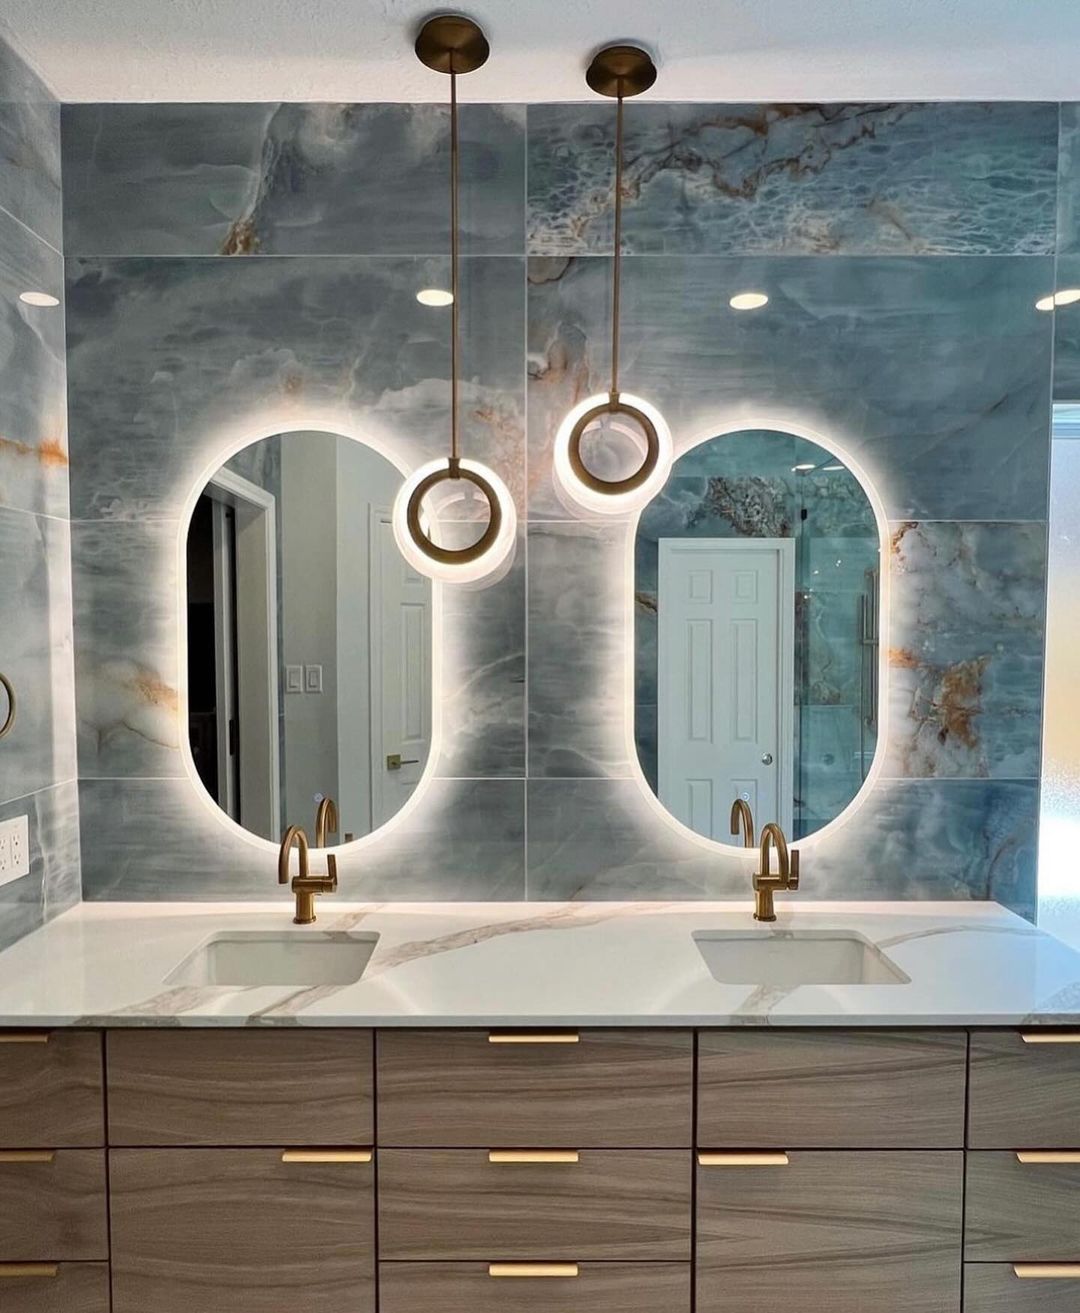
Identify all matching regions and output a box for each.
[177,416,442,858]
[625,416,890,856]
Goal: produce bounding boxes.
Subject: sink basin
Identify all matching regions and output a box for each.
[164,931,379,988]
[693,930,909,987]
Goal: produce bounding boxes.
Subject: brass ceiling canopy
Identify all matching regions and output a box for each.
[392,14,516,585]
[414,13,489,75]
[585,44,657,98]
[552,42,673,516]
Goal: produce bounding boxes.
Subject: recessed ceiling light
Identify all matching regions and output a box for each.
[792,462,816,472]
[730,291,769,311]
[19,291,59,307]
[416,288,453,307]
[1035,288,1080,312]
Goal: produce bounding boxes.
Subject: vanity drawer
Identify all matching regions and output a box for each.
[379,1261,691,1313]
[378,1148,691,1260]
[696,1150,962,1313]
[110,1148,375,1313]
[965,1264,1080,1312]
[376,1029,692,1146]
[966,1152,1080,1261]
[0,1032,104,1148]
[107,1028,373,1145]
[697,1029,967,1147]
[0,1260,110,1313]
[0,1151,108,1261]
[0,1263,110,1313]
[969,1031,1080,1148]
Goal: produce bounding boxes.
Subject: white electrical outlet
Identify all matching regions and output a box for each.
[0,815,29,888]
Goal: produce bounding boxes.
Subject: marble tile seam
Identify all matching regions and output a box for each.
[0,200,62,259]
[0,777,78,810]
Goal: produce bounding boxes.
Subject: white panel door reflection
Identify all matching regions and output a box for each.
[658,539,794,840]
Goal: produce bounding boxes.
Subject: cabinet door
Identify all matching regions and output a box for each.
[696,1150,962,1313]
[110,1149,375,1313]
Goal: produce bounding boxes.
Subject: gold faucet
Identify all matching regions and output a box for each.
[314,796,340,882]
[753,822,800,922]
[730,798,756,848]
[278,825,338,925]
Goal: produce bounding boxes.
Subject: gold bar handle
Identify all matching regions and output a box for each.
[698,1152,791,1167]
[1015,1265,1080,1279]
[1021,1032,1080,1044]
[281,1149,372,1163]
[489,1264,580,1278]
[0,1150,55,1164]
[0,1265,58,1279]
[1016,1151,1080,1164]
[0,1032,49,1044]
[488,1149,580,1164]
[488,1032,579,1045]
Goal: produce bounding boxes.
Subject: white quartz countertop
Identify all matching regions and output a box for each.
[2,900,1080,1028]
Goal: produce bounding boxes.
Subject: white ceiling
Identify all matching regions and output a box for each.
[5,0,1080,103]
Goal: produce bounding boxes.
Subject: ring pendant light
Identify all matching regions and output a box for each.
[553,44,674,517]
[392,14,517,585]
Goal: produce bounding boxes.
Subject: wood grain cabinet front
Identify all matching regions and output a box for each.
[698,1029,967,1148]
[0,1032,104,1148]
[0,1263,110,1313]
[965,1264,1080,1312]
[969,1032,1080,1148]
[378,1148,692,1261]
[696,1150,963,1313]
[107,1029,373,1146]
[966,1153,1080,1261]
[376,1029,692,1147]
[109,1148,375,1313]
[379,1261,691,1313]
[0,1151,108,1261]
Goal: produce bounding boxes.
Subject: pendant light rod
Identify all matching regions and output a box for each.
[450,66,460,465]
[584,44,656,401]
[611,90,624,400]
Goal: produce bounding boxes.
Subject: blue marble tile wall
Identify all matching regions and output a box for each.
[60,99,1072,918]
[0,36,80,950]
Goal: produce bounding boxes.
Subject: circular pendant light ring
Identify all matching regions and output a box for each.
[405,457,503,566]
[415,14,489,74]
[568,394,660,495]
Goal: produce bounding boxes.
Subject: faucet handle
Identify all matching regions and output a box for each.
[788,848,800,891]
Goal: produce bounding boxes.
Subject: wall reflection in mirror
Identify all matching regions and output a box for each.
[185,431,432,845]
[635,429,881,846]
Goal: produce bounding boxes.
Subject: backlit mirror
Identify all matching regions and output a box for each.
[185,430,432,845]
[635,429,882,846]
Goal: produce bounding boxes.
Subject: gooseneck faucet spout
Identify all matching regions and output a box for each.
[730,799,755,849]
[278,824,337,926]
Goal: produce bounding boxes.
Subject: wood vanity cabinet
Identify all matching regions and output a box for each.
[9,1023,1080,1313]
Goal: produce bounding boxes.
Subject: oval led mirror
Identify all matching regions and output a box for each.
[635,428,883,847]
[184,430,432,845]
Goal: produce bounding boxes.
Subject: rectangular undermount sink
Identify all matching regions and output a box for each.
[693,929,910,987]
[164,931,379,988]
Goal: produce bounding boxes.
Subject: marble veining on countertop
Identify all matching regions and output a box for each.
[1,900,1079,1028]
